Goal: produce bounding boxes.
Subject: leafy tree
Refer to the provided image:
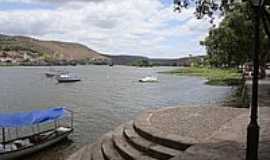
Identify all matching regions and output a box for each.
[204,2,269,76]
[174,0,270,27]
[174,0,270,77]
[201,2,254,67]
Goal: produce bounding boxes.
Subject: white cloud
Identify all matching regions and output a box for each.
[0,0,215,58]
[0,0,104,4]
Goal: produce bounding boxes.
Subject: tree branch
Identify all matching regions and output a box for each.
[264,7,270,22]
[263,9,270,40]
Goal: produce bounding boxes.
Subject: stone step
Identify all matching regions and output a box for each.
[113,134,158,160]
[112,122,157,160]
[68,145,90,160]
[81,144,93,160]
[91,142,104,160]
[123,122,183,160]
[101,133,124,160]
[92,133,113,160]
[134,110,194,150]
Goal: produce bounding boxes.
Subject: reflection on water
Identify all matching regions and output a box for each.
[0,66,235,160]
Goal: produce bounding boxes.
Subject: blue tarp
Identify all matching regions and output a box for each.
[0,107,65,128]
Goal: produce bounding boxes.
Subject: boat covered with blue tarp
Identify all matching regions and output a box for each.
[0,107,73,160]
[0,107,65,128]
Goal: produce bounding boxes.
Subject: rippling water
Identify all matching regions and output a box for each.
[0,66,235,160]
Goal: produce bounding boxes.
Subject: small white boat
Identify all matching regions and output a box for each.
[139,76,158,83]
[0,107,74,160]
[56,74,81,83]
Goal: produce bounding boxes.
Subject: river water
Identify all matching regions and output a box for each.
[0,66,235,160]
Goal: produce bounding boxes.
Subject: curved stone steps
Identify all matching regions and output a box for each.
[134,110,194,150]
[68,106,253,160]
[111,122,157,160]
[123,122,182,159]
[112,122,140,160]
[101,133,124,160]
[112,134,157,160]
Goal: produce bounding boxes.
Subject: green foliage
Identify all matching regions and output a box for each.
[41,53,53,62]
[165,67,242,86]
[130,59,152,67]
[201,2,270,67]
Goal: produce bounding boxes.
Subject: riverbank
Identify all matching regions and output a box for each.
[162,67,242,86]
[161,67,248,108]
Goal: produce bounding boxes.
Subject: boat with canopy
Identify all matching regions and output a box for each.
[0,107,73,159]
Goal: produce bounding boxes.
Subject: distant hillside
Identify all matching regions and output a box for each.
[0,34,108,65]
[107,55,148,66]
[107,54,205,66]
[0,34,204,66]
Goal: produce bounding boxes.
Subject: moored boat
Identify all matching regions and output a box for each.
[139,76,158,83]
[56,74,81,83]
[0,107,74,159]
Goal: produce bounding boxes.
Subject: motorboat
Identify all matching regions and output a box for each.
[0,107,74,160]
[56,74,81,83]
[139,76,158,83]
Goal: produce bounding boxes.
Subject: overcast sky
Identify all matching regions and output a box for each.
[0,0,216,58]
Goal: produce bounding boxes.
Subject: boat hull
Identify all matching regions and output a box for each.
[138,76,158,83]
[138,80,158,83]
[138,79,158,83]
[0,130,72,160]
[57,79,81,83]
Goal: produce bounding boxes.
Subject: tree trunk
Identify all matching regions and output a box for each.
[260,63,266,79]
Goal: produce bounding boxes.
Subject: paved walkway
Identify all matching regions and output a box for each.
[246,70,270,107]
[148,106,246,143]
[171,107,270,160]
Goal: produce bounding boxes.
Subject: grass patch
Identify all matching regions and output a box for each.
[163,67,242,86]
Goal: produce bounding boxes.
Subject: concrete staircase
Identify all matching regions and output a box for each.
[86,120,190,160]
[68,106,257,160]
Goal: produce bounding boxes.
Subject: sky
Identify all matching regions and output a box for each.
[0,0,216,58]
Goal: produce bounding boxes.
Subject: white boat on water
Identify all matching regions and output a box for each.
[56,74,81,83]
[139,76,158,83]
[0,107,73,160]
